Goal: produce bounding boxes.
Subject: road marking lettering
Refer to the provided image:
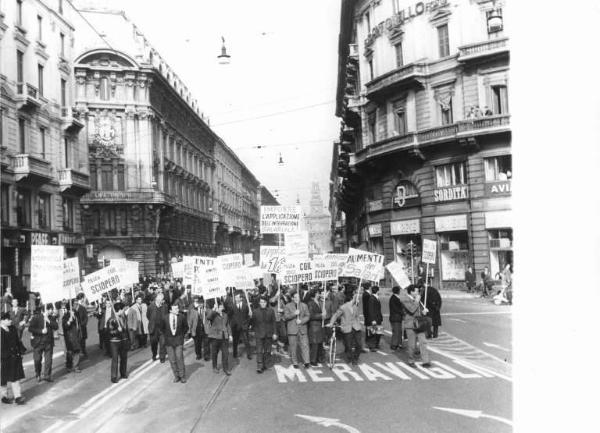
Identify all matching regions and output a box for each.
[296,414,361,433]
[433,407,513,426]
[274,360,493,384]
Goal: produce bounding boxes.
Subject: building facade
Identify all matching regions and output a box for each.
[305,182,332,254]
[333,0,510,289]
[1,0,89,299]
[73,9,216,274]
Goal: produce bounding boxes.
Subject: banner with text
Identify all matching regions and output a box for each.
[260,206,302,234]
[312,256,341,282]
[31,245,64,304]
[422,239,437,264]
[386,261,412,289]
[200,266,226,300]
[320,253,349,278]
[285,231,309,259]
[171,261,185,279]
[81,265,122,302]
[63,258,81,298]
[281,259,315,286]
[216,254,244,287]
[111,259,139,287]
[259,246,287,274]
[341,248,385,282]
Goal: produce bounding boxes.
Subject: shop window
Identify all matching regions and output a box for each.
[437,24,450,58]
[439,232,469,280]
[1,185,9,225]
[16,189,31,227]
[492,85,509,114]
[63,197,74,231]
[38,193,51,229]
[489,229,512,276]
[392,99,407,136]
[435,162,466,187]
[484,155,512,181]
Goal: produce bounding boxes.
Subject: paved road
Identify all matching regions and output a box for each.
[0,293,512,433]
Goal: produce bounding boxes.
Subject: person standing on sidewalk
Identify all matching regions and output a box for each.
[400,285,431,368]
[389,286,404,350]
[162,301,188,383]
[62,303,82,374]
[28,304,59,382]
[1,312,25,405]
[251,296,277,373]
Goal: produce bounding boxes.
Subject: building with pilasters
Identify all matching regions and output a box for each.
[332,0,510,289]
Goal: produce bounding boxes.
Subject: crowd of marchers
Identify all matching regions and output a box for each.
[0,274,443,405]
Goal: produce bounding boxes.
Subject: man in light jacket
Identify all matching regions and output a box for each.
[283,291,310,369]
[328,288,363,365]
[399,285,431,368]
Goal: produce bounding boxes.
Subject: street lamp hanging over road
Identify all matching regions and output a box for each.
[217,36,231,64]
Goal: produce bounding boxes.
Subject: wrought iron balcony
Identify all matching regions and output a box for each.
[58,168,91,195]
[365,62,427,100]
[458,37,509,62]
[13,154,52,183]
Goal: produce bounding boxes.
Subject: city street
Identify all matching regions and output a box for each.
[0,293,512,433]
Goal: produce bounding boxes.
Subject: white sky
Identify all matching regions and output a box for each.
[102,0,342,213]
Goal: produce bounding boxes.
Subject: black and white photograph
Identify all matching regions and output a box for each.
[0,0,598,432]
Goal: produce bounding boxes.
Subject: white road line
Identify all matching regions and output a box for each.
[433,333,510,364]
[442,311,511,316]
[446,318,467,323]
[427,346,512,382]
[22,350,65,368]
[376,351,388,356]
[483,342,510,352]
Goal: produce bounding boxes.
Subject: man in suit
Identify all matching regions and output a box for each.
[421,284,442,339]
[283,291,310,369]
[206,301,232,376]
[9,298,28,341]
[251,296,277,373]
[28,304,59,382]
[164,285,181,310]
[73,295,88,357]
[229,292,252,360]
[187,296,207,362]
[146,292,168,362]
[389,286,404,350]
[161,300,188,383]
[366,286,384,351]
[328,288,364,365]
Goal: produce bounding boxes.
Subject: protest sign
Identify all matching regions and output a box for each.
[111,260,139,287]
[285,231,309,259]
[31,245,64,304]
[63,258,81,298]
[229,268,256,291]
[171,261,184,279]
[321,253,349,278]
[312,256,340,282]
[81,265,121,302]
[260,206,302,234]
[386,261,412,289]
[216,254,244,287]
[201,266,226,300]
[281,259,315,285]
[422,239,437,264]
[186,256,216,295]
[259,246,286,274]
[243,254,254,267]
[340,248,385,282]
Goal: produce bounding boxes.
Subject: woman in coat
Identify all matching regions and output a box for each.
[1,312,25,405]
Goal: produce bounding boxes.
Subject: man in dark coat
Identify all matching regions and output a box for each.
[306,290,325,366]
[163,286,181,310]
[250,296,277,373]
[421,285,442,338]
[28,304,59,382]
[8,299,28,341]
[63,303,82,373]
[146,292,168,362]
[465,266,476,293]
[74,295,88,357]
[187,297,208,362]
[1,312,26,404]
[388,286,404,350]
[229,292,252,360]
[161,301,188,383]
[366,286,383,351]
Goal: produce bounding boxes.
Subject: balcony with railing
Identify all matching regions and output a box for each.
[61,107,85,133]
[58,168,91,195]
[365,62,427,100]
[13,154,52,183]
[458,37,509,62]
[15,83,41,111]
[354,132,417,165]
[418,114,511,146]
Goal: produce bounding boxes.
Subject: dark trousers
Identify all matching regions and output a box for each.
[231,325,250,357]
[137,333,147,348]
[366,332,382,350]
[193,333,207,358]
[256,337,271,370]
[165,344,185,379]
[150,332,166,361]
[100,329,111,355]
[309,342,325,364]
[33,344,53,378]
[427,325,439,339]
[211,338,229,371]
[342,330,362,363]
[390,321,403,348]
[110,340,128,380]
[80,337,87,355]
[277,321,288,347]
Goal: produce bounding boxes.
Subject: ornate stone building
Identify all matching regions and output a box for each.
[332,0,510,288]
[305,182,332,254]
[72,9,216,274]
[1,0,89,299]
